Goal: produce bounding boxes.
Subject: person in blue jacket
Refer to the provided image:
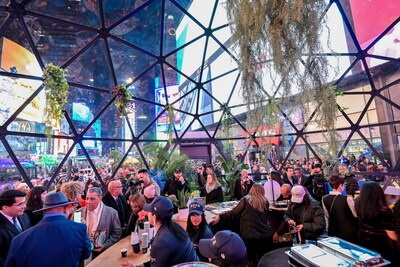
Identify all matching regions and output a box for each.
[122,196,198,267]
[5,192,91,267]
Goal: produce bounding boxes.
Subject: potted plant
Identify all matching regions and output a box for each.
[43,63,69,138]
[168,189,191,219]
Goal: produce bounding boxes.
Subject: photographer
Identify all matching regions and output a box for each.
[195,166,206,197]
[137,169,160,197]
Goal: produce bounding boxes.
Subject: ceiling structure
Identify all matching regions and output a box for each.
[0,0,399,187]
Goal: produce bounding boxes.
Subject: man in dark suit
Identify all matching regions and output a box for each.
[102,179,129,235]
[294,167,313,194]
[5,192,91,267]
[0,190,30,267]
[282,166,298,187]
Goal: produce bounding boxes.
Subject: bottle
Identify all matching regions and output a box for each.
[131,231,140,254]
[293,233,298,245]
[141,232,149,253]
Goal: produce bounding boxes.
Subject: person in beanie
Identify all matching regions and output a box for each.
[122,196,198,267]
[5,192,91,267]
[186,201,213,261]
[199,230,248,267]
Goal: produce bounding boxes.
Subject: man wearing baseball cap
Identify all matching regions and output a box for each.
[5,192,91,267]
[122,196,198,267]
[199,230,248,266]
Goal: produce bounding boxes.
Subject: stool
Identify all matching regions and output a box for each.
[258,246,291,267]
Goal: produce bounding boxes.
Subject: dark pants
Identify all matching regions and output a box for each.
[244,237,273,266]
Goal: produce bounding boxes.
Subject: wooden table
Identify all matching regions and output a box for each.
[86,236,150,267]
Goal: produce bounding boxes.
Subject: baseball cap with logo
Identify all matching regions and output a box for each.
[143,196,174,220]
[188,201,204,215]
[291,185,306,203]
[198,230,247,265]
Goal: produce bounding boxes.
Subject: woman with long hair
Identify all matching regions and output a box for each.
[25,186,47,226]
[355,181,398,264]
[213,183,274,265]
[186,201,213,261]
[205,172,223,204]
[125,193,146,236]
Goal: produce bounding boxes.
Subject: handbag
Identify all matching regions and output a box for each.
[278,229,293,243]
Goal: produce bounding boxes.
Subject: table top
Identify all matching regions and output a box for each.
[86,236,150,267]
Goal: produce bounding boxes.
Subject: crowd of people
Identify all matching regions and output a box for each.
[0,157,400,266]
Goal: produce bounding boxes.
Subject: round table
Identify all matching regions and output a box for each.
[258,246,291,267]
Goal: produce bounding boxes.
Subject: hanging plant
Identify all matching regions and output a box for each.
[226,0,340,168]
[43,63,69,138]
[220,103,233,137]
[113,84,133,117]
[166,104,175,144]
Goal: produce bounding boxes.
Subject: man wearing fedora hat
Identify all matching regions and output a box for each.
[5,192,91,267]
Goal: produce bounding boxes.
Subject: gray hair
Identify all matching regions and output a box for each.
[88,187,102,196]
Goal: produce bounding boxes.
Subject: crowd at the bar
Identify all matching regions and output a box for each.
[1,156,400,267]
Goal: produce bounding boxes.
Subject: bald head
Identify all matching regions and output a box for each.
[108,180,123,197]
[280,183,292,199]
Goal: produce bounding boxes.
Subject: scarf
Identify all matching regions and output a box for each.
[205,183,216,194]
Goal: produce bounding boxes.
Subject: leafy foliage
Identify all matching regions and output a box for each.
[169,189,190,209]
[142,143,189,179]
[226,0,340,166]
[113,84,133,117]
[218,155,249,201]
[43,63,69,137]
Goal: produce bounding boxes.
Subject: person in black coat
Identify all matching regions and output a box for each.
[233,169,254,200]
[125,193,146,236]
[163,169,189,197]
[102,179,129,236]
[205,173,223,204]
[24,186,47,226]
[0,190,31,267]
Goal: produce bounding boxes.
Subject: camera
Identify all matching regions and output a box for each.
[129,179,143,187]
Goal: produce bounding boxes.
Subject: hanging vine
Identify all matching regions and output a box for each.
[220,103,233,138]
[113,84,133,117]
[166,104,175,144]
[226,0,340,167]
[43,63,69,138]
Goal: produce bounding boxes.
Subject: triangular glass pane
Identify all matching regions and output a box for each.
[204,69,239,105]
[322,2,358,54]
[26,0,101,29]
[203,39,238,84]
[175,0,214,29]
[65,39,114,90]
[341,0,400,52]
[335,93,370,127]
[164,0,205,55]
[175,37,206,85]
[110,0,162,55]
[0,77,43,125]
[104,0,151,28]
[91,103,123,139]
[345,131,380,166]
[0,11,9,27]
[134,99,157,140]
[0,140,27,183]
[198,89,215,128]
[367,22,400,66]
[24,16,97,66]
[57,142,94,180]
[65,86,113,134]
[109,38,157,86]
[335,59,371,84]
[1,20,42,76]
[210,0,229,30]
